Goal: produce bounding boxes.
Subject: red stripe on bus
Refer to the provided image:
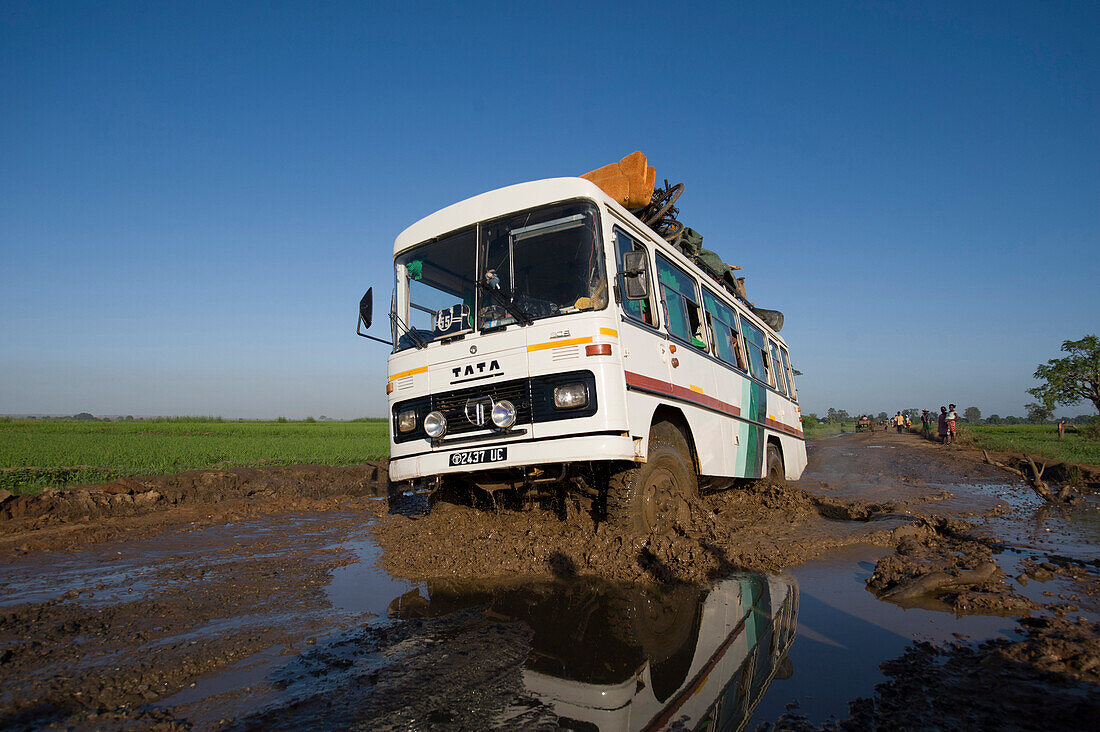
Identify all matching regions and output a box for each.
[624,371,741,418]
[766,417,804,437]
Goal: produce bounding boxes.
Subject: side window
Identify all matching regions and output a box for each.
[702,289,747,371]
[781,347,797,400]
[741,319,770,384]
[656,254,707,349]
[769,341,788,396]
[613,228,656,326]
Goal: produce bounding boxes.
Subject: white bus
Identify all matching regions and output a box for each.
[359,177,806,532]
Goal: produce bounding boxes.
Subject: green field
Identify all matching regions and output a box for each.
[957,424,1100,466]
[801,420,858,437]
[0,419,390,495]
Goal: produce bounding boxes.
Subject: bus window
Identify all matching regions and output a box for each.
[613,228,655,326]
[657,253,707,349]
[781,346,797,400]
[702,289,746,371]
[769,341,788,396]
[740,319,770,384]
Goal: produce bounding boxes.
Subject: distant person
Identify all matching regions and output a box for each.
[894,411,904,433]
[946,404,958,443]
[938,406,949,444]
[920,409,932,436]
[904,413,911,430]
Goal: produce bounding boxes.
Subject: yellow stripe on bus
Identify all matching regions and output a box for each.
[599,327,618,338]
[690,385,704,393]
[389,366,428,381]
[528,337,593,352]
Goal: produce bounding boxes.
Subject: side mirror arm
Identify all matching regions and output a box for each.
[357,315,394,346]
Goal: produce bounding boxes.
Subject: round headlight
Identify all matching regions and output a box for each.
[491,400,516,429]
[423,411,447,438]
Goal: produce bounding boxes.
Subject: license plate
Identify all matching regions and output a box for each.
[449,447,508,466]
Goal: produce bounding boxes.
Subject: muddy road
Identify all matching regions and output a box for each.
[1,432,1097,730]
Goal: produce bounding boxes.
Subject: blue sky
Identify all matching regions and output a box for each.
[2,1,1097,419]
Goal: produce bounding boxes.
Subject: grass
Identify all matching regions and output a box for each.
[0,419,390,495]
[955,424,1100,466]
[801,420,858,438]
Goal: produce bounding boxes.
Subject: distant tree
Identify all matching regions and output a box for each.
[73,412,96,421]
[876,412,888,421]
[1028,334,1100,415]
[1025,402,1054,424]
[1003,415,1023,425]
[801,412,818,424]
[304,416,316,423]
[986,414,1002,425]
[964,406,981,423]
[904,408,919,419]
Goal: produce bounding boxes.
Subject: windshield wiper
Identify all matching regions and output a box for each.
[479,281,533,326]
[389,311,429,349]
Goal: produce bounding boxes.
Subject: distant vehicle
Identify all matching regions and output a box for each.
[856,415,875,432]
[360,177,807,532]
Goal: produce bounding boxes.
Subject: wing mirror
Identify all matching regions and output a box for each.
[359,288,373,329]
[357,288,393,346]
[621,250,650,301]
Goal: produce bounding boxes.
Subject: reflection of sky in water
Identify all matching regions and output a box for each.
[750,545,1022,728]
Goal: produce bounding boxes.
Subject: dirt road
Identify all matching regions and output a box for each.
[0,432,1096,729]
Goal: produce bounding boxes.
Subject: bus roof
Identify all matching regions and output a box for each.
[393,177,614,256]
[391,176,789,347]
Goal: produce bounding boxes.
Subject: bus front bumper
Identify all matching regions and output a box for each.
[389,433,635,483]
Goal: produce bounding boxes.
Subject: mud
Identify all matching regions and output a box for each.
[0,463,388,553]
[373,480,931,585]
[0,429,1097,729]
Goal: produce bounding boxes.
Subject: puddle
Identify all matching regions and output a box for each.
[326,535,419,617]
[748,545,1016,727]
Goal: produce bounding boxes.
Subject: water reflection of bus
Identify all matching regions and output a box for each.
[388,573,798,731]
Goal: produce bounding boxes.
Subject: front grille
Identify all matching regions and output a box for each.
[432,377,532,436]
[391,369,597,444]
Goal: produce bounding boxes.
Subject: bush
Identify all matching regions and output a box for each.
[1082,418,1100,441]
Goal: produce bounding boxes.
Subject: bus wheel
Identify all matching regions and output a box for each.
[607,422,697,535]
[766,443,786,485]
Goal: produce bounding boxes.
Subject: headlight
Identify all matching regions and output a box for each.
[397,408,418,433]
[423,411,447,438]
[553,383,588,409]
[491,400,516,429]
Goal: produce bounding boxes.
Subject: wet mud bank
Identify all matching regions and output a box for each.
[0,462,389,553]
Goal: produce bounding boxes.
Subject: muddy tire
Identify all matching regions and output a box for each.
[606,422,697,535]
[766,443,786,485]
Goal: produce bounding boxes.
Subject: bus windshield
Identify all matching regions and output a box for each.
[393,201,607,351]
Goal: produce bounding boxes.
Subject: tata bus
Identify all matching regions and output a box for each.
[359,176,806,532]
